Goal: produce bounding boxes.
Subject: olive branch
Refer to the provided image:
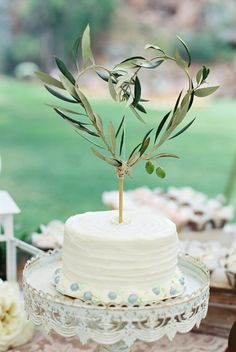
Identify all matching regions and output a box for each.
[36,25,219,223]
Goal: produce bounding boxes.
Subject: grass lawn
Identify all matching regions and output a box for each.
[1,78,236,238]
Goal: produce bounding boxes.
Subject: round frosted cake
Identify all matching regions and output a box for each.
[53,210,185,305]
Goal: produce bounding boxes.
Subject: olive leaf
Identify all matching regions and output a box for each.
[96,69,115,82]
[115,56,145,69]
[116,57,163,70]
[94,113,103,134]
[173,98,191,127]
[194,86,219,97]
[188,90,194,111]
[128,151,140,166]
[154,111,171,143]
[180,91,192,109]
[76,131,105,149]
[129,143,142,159]
[135,103,146,113]
[35,71,64,89]
[156,120,176,147]
[140,138,150,155]
[202,66,210,81]
[138,59,164,69]
[144,43,165,54]
[108,121,116,153]
[174,49,187,69]
[133,76,141,107]
[130,106,146,124]
[82,24,95,69]
[59,73,79,101]
[119,129,125,156]
[54,108,98,136]
[55,57,75,84]
[196,67,204,85]
[169,117,196,140]
[174,90,183,113]
[75,86,95,122]
[139,130,152,155]
[91,147,106,161]
[47,104,87,116]
[108,76,117,101]
[72,36,81,68]
[104,158,121,167]
[45,85,78,103]
[91,148,120,167]
[176,35,191,67]
[141,128,153,146]
[180,89,194,112]
[116,115,125,137]
[156,101,190,147]
[53,108,89,125]
[149,153,179,160]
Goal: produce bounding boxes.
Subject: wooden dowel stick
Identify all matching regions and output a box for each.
[119,176,124,224]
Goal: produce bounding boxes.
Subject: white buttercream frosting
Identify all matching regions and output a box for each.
[57,210,184,304]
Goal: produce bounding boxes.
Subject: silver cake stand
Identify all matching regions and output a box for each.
[23,250,210,352]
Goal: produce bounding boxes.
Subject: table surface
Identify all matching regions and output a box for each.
[9,330,227,352]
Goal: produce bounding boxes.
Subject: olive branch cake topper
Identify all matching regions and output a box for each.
[36,25,218,223]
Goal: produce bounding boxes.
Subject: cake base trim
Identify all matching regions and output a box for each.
[52,267,185,306]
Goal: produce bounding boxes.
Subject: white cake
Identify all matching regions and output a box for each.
[54,210,184,305]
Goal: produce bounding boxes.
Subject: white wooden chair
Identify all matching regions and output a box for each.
[0,191,42,282]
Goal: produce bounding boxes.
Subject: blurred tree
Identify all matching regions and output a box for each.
[113,0,235,63]
[181,32,233,63]
[3,0,115,73]
[0,0,12,71]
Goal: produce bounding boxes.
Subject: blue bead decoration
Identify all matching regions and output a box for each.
[54,276,60,284]
[54,268,61,275]
[84,291,93,301]
[170,287,178,295]
[70,283,79,291]
[108,292,117,300]
[128,294,138,304]
[152,287,160,295]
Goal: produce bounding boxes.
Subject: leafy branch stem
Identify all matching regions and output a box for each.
[37,24,218,225]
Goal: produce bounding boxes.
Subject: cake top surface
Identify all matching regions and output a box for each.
[65,210,176,241]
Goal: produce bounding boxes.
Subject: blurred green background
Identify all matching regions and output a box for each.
[0,0,236,238]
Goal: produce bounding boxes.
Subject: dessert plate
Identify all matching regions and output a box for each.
[23,249,210,347]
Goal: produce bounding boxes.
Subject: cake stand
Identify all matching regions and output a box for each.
[22,250,210,352]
